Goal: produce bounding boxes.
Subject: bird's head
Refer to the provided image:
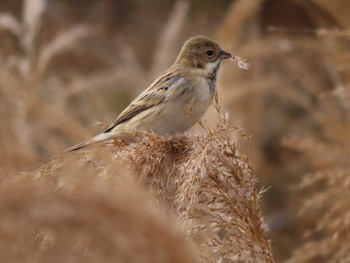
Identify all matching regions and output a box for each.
[175,36,231,70]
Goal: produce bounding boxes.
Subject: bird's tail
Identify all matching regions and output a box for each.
[65,132,113,152]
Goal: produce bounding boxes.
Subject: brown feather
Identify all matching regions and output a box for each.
[103,70,184,133]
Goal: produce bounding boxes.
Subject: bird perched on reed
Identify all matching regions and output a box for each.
[66,36,231,152]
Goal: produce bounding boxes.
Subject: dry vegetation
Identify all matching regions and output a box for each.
[1,0,350,262]
[1,160,200,263]
[12,119,274,262]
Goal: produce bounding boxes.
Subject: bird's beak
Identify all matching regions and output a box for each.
[219,50,232,59]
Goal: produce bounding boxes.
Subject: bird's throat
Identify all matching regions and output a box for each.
[206,61,221,95]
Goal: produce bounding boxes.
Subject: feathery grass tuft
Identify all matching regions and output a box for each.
[1,152,199,263]
[28,117,275,262]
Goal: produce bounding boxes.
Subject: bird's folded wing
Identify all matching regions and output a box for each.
[103,75,184,133]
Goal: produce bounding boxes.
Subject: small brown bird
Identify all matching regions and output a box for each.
[67,36,231,152]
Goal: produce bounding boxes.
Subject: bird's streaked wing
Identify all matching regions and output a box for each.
[103,72,184,133]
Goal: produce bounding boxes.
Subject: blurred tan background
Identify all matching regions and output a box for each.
[1,0,349,261]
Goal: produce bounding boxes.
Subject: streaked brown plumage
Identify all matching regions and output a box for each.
[66,36,231,152]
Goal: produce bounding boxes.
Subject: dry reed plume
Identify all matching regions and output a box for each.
[283,26,350,262]
[1,156,199,263]
[0,106,275,262]
[20,108,273,262]
[0,2,275,256]
[212,1,350,260]
[2,0,350,261]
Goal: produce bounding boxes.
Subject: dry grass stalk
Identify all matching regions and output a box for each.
[5,1,350,261]
[36,25,95,78]
[284,132,350,262]
[0,4,122,169]
[22,0,46,52]
[283,25,350,262]
[0,13,22,36]
[150,0,189,77]
[216,0,263,48]
[35,113,274,262]
[1,151,199,263]
[283,107,350,262]
[0,115,274,262]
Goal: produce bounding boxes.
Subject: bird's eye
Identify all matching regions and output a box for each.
[206,50,214,57]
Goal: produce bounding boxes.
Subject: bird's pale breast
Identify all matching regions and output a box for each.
[115,76,214,135]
